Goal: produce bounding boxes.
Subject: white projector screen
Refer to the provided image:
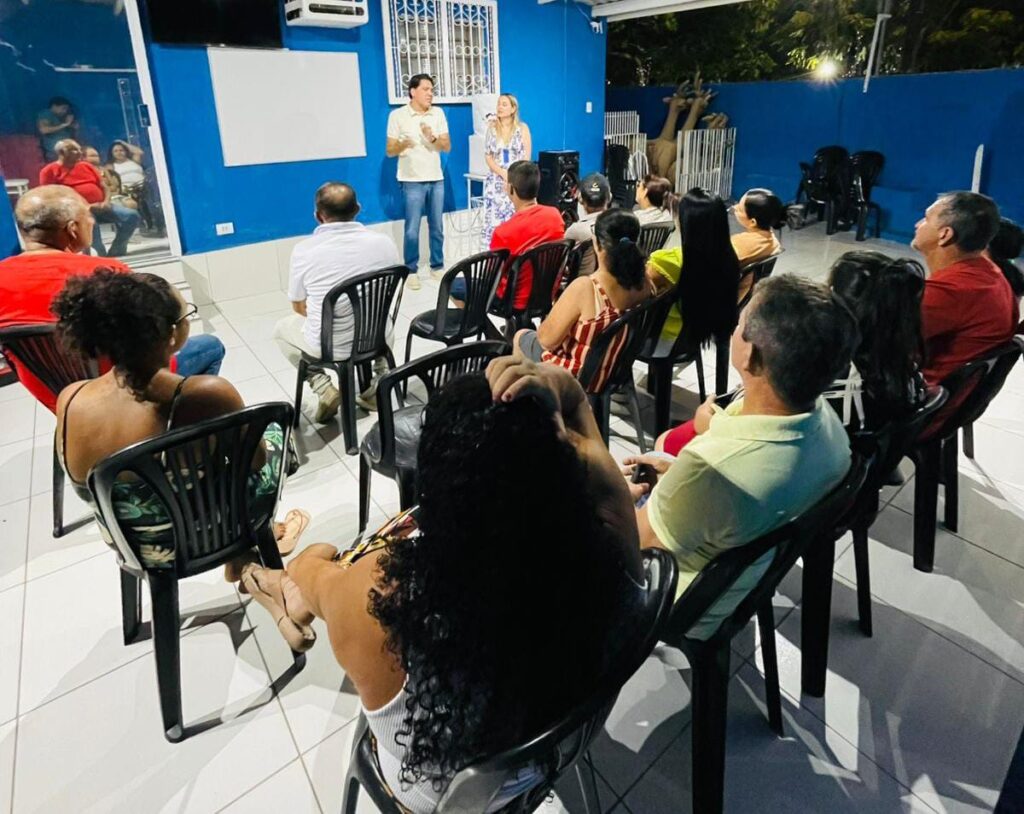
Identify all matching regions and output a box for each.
[208,48,367,167]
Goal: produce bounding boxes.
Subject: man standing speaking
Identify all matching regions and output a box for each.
[386,74,450,290]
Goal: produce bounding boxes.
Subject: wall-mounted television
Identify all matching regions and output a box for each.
[145,0,283,48]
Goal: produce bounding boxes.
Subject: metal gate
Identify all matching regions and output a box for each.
[676,127,736,200]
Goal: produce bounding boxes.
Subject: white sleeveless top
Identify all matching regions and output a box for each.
[364,685,542,813]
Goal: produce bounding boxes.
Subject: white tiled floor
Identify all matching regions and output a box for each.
[2,222,1023,813]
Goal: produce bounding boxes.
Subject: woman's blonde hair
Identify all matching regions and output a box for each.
[493,93,519,146]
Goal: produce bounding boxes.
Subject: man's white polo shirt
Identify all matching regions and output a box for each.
[288,221,401,357]
[386,103,449,183]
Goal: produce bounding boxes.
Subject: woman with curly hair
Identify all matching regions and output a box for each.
[242,348,644,811]
[52,271,309,629]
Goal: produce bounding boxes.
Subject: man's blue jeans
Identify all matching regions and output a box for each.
[92,203,141,258]
[402,180,445,271]
[174,334,225,376]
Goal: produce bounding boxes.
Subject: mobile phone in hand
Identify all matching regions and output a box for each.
[631,462,657,489]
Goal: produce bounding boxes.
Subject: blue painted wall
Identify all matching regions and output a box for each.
[607,69,1024,242]
[0,0,139,161]
[0,180,19,258]
[145,0,607,254]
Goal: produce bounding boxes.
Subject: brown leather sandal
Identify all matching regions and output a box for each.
[241,564,316,652]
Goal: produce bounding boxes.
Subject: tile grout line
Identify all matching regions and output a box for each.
[218,591,324,814]
[8,394,37,814]
[301,715,363,814]
[13,596,248,723]
[6,547,109,596]
[211,758,311,814]
[745,650,947,814]
[885,502,1024,574]
[830,569,1024,690]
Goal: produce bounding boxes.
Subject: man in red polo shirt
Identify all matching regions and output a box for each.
[491,160,565,310]
[451,161,565,309]
[39,138,140,258]
[0,186,225,411]
[912,191,1018,384]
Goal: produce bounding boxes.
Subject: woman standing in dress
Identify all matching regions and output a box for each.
[482,94,531,246]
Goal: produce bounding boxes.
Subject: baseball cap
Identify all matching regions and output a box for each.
[579,173,611,207]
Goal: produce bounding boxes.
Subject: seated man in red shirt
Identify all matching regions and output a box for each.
[0,185,224,411]
[451,160,565,309]
[39,138,140,258]
[911,191,1019,384]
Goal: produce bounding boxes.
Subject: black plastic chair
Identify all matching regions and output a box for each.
[639,322,731,437]
[358,341,507,532]
[578,289,675,453]
[910,336,1024,572]
[564,239,596,289]
[489,240,572,340]
[637,222,674,257]
[842,386,948,637]
[86,402,301,743]
[293,265,408,455]
[660,452,869,814]
[736,252,781,311]
[844,151,885,241]
[796,146,848,234]
[340,548,678,814]
[0,323,99,537]
[404,249,509,363]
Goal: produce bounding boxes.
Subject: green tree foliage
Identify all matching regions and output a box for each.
[606,0,1024,86]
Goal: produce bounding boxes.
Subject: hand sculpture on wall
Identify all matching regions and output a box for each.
[646,71,728,188]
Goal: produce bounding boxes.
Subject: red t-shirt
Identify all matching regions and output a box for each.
[0,252,131,411]
[921,255,1019,384]
[491,204,566,310]
[39,161,105,204]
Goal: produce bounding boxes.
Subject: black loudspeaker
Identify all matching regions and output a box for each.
[539,150,580,227]
[605,142,637,209]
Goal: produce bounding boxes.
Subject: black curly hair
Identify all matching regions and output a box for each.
[368,374,634,789]
[52,270,181,397]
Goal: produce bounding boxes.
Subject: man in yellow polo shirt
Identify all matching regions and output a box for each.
[628,275,857,639]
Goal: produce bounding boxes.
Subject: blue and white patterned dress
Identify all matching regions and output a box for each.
[482,124,527,246]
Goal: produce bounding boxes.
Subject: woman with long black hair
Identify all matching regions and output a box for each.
[647,187,741,355]
[826,250,928,428]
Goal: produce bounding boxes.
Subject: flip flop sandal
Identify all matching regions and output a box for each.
[275,509,312,558]
[225,549,260,592]
[241,564,316,652]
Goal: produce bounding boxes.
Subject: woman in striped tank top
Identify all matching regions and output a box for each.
[516,209,649,386]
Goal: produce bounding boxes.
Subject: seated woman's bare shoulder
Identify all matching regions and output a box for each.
[173,374,245,423]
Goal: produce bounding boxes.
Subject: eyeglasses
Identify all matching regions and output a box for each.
[177,303,199,323]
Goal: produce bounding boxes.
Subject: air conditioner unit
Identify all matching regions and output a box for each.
[284,0,369,28]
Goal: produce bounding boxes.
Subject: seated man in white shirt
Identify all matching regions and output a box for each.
[274,182,402,422]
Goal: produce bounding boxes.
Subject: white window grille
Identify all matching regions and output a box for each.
[604,110,648,180]
[676,127,737,201]
[381,0,500,105]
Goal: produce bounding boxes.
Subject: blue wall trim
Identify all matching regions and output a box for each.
[146,0,607,255]
[0,178,20,259]
[607,69,1024,243]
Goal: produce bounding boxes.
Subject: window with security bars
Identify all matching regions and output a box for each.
[382,0,500,105]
